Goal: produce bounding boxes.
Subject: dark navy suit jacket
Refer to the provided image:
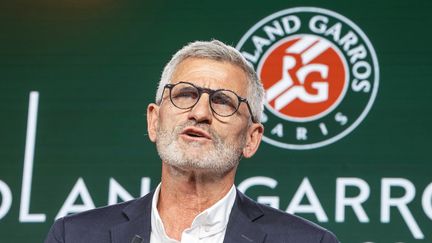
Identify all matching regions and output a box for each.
[45,190,339,243]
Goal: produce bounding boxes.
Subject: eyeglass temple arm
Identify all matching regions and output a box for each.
[242,99,257,123]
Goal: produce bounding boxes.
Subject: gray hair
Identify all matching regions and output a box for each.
[155,40,264,123]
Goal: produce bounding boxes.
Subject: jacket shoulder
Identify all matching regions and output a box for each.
[236,191,339,243]
[45,193,153,243]
[63,198,141,230]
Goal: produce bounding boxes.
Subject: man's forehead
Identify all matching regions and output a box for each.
[171,58,249,93]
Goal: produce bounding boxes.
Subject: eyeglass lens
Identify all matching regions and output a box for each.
[169,82,240,117]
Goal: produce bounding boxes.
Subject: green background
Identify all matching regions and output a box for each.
[0,0,431,242]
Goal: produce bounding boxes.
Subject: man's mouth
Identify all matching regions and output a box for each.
[181,127,212,140]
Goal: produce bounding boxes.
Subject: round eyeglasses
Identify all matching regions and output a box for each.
[163,81,257,123]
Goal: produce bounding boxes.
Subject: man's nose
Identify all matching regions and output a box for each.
[187,94,213,124]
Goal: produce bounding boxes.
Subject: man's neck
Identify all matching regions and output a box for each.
[156,163,236,240]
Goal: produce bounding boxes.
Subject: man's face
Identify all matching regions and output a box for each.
[147,58,263,175]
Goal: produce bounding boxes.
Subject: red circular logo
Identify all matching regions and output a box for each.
[258,34,348,122]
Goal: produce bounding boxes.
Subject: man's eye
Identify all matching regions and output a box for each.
[174,90,198,99]
[212,93,235,107]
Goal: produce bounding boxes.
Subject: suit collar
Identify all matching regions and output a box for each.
[223,190,267,243]
[109,189,267,243]
[110,191,154,243]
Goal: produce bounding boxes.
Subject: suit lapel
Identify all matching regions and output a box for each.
[110,192,154,243]
[223,190,267,243]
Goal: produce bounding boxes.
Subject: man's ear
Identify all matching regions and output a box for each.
[242,123,264,158]
[147,103,159,143]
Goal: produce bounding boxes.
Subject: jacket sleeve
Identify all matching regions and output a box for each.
[44,218,65,243]
[320,230,340,243]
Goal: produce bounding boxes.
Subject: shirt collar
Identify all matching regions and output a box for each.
[151,183,237,241]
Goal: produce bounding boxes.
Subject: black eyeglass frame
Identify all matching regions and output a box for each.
[163,81,257,123]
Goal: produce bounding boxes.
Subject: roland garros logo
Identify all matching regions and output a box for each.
[236,7,379,150]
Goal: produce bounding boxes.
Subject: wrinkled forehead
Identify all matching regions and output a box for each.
[171,58,249,96]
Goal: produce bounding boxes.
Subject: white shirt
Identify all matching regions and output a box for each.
[150,183,237,243]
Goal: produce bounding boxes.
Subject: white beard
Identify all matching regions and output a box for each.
[155,120,246,176]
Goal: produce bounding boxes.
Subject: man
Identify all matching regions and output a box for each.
[45,40,339,243]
